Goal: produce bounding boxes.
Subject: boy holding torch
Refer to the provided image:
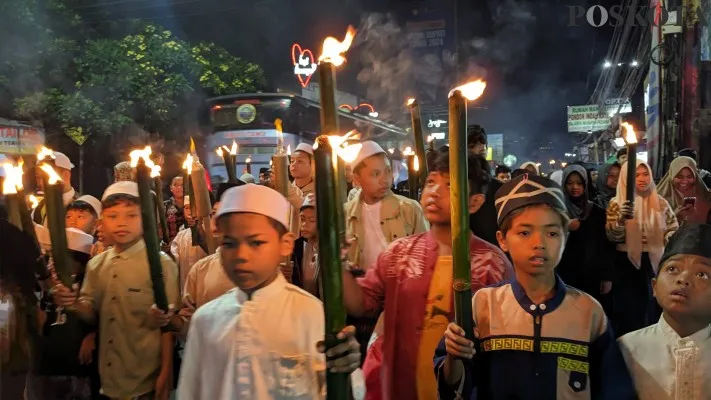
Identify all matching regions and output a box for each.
[51,181,180,400]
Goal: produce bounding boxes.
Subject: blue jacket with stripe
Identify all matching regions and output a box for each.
[434,276,638,399]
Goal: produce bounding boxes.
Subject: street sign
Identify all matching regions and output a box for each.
[567,105,610,133]
[65,127,90,146]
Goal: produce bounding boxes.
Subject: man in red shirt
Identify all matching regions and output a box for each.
[341,147,514,399]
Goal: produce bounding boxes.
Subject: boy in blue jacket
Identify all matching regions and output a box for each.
[434,174,637,399]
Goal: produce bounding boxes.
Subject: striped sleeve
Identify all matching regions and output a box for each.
[605,199,626,243]
[659,195,679,244]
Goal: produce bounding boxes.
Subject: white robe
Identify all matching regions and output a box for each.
[177,273,326,399]
[618,316,711,400]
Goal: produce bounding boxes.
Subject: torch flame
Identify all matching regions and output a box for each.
[414,155,420,172]
[449,79,487,101]
[621,122,637,144]
[129,146,161,177]
[39,164,63,185]
[287,145,291,156]
[216,147,224,158]
[246,156,252,163]
[388,148,395,154]
[403,146,414,156]
[230,140,238,155]
[182,153,194,175]
[2,163,24,194]
[312,131,362,162]
[29,194,39,209]
[37,146,55,162]
[426,135,434,143]
[339,143,362,163]
[190,137,196,154]
[318,25,356,66]
[406,98,416,106]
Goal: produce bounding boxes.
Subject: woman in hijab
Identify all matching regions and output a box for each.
[657,156,711,224]
[557,165,615,308]
[519,161,540,175]
[606,160,679,336]
[594,162,621,209]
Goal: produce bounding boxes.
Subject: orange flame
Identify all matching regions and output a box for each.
[414,155,420,172]
[318,25,356,66]
[2,162,24,194]
[216,147,224,158]
[246,156,252,164]
[403,146,414,156]
[621,122,637,144]
[230,140,238,155]
[426,135,434,143]
[182,153,194,175]
[449,79,487,101]
[129,146,161,177]
[406,98,416,106]
[39,164,63,185]
[29,194,39,209]
[312,130,362,162]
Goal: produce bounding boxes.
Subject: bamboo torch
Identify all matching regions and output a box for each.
[404,147,419,200]
[182,153,199,246]
[151,154,169,244]
[189,139,218,254]
[315,25,356,399]
[216,140,238,184]
[448,79,486,342]
[2,162,24,230]
[272,118,290,198]
[406,98,428,183]
[245,156,252,174]
[621,122,638,216]
[129,147,169,311]
[37,163,73,288]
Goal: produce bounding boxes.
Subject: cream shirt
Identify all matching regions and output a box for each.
[178,273,326,399]
[619,316,711,400]
[170,227,208,292]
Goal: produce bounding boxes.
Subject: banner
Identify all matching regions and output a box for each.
[567,105,611,132]
[0,122,45,155]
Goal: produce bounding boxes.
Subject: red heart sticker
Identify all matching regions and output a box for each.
[292,43,316,88]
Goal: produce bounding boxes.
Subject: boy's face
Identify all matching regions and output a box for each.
[289,152,312,180]
[300,207,317,241]
[496,172,511,182]
[421,171,484,224]
[653,255,711,319]
[218,213,294,291]
[496,205,566,276]
[101,202,143,247]
[66,209,98,234]
[354,154,391,201]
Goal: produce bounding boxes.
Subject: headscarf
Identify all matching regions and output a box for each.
[519,162,540,175]
[549,170,563,185]
[657,156,711,210]
[659,223,711,268]
[562,164,593,220]
[113,161,135,182]
[596,163,618,200]
[614,160,666,271]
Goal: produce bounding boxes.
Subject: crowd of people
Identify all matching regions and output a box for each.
[0,127,709,400]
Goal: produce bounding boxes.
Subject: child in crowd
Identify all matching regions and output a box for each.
[32,228,98,400]
[177,184,362,398]
[292,194,321,298]
[341,149,512,399]
[618,223,711,399]
[436,174,636,399]
[51,181,180,400]
[65,195,101,235]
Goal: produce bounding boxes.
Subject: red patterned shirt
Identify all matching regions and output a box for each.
[357,231,513,400]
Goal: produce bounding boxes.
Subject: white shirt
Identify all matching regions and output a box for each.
[170,228,208,292]
[177,273,326,399]
[619,316,711,400]
[360,201,388,270]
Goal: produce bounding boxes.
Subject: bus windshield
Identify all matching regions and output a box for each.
[210,98,292,131]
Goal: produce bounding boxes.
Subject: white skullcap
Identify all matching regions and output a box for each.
[66,227,94,254]
[240,173,256,184]
[294,143,314,156]
[301,193,316,210]
[76,195,102,216]
[34,223,52,252]
[352,140,386,169]
[102,181,139,201]
[216,183,290,230]
[37,151,74,170]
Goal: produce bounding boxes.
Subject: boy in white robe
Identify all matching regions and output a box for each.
[618,223,711,400]
[176,184,361,399]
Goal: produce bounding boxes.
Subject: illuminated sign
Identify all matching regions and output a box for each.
[292,43,317,88]
[339,103,379,118]
[236,104,257,124]
[428,119,447,128]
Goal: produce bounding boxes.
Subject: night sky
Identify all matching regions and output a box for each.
[78,0,622,161]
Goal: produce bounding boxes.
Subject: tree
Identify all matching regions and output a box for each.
[191,42,267,96]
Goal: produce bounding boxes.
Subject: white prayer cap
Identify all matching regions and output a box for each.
[301,193,316,210]
[66,227,94,254]
[294,143,314,156]
[37,151,74,170]
[101,181,139,201]
[216,183,290,230]
[352,140,386,170]
[35,223,52,252]
[76,195,102,216]
[240,173,256,184]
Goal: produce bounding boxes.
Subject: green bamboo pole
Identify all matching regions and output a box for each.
[406,154,419,200]
[17,188,40,248]
[448,90,474,341]
[4,193,23,230]
[408,99,428,185]
[43,178,73,288]
[184,171,199,246]
[313,135,348,399]
[135,158,169,311]
[153,175,169,243]
[191,161,218,254]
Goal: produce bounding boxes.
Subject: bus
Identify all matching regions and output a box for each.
[203,93,409,184]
